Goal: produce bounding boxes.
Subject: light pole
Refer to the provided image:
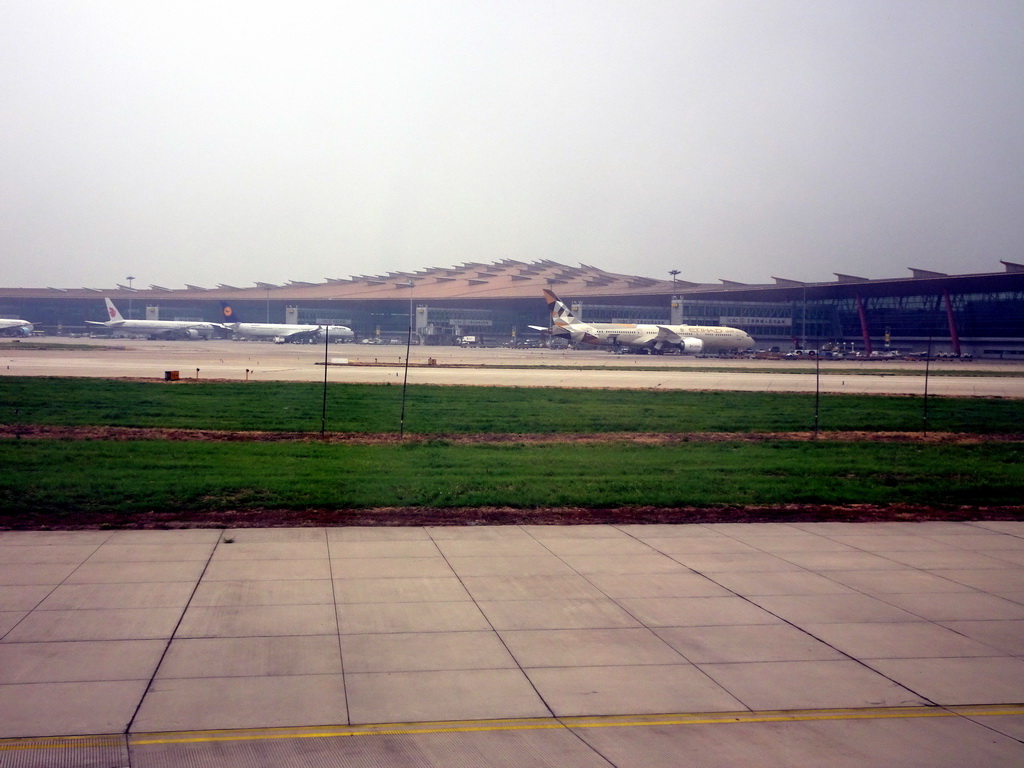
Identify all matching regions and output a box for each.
[126,276,135,319]
[801,286,808,351]
[321,325,329,437]
[669,270,680,324]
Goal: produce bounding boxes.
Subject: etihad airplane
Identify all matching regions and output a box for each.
[86,298,225,339]
[220,302,354,343]
[534,289,755,354]
[0,318,33,337]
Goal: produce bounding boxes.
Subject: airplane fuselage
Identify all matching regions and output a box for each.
[541,288,753,354]
[219,302,353,343]
[0,319,33,337]
[555,321,754,353]
[90,319,223,339]
[229,322,354,342]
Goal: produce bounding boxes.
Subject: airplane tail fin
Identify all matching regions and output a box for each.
[220,302,241,323]
[104,298,124,322]
[542,289,579,328]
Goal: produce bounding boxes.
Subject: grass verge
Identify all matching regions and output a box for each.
[2,439,1021,523]
[1,377,1022,434]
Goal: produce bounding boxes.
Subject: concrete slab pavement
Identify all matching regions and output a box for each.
[1,521,1022,766]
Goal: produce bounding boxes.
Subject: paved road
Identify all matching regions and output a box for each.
[3,338,1023,396]
[1,522,1023,766]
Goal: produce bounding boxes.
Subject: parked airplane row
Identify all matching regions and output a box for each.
[85,299,354,343]
[30,292,754,352]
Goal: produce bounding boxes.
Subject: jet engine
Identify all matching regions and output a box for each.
[681,337,703,354]
[167,328,203,340]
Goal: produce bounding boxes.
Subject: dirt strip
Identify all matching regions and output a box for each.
[3,424,1022,444]
[2,503,1021,531]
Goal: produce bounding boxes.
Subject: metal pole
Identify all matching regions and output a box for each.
[814,351,820,438]
[669,269,680,324]
[400,280,413,438]
[923,329,932,437]
[321,325,329,437]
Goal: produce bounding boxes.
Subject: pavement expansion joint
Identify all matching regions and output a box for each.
[3,704,1023,755]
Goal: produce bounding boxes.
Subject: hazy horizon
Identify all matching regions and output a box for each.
[3,1,1023,290]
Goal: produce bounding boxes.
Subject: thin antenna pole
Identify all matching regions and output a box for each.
[400,280,413,439]
[321,325,329,437]
[814,351,820,438]
[923,329,932,437]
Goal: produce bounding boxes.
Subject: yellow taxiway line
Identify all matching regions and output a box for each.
[2,704,1023,754]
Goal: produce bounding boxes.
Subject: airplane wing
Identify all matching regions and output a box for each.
[150,323,229,340]
[149,326,205,340]
[278,327,322,343]
[655,326,705,353]
[529,323,577,340]
[654,326,684,344]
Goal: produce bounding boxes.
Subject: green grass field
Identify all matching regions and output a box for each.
[1,377,1021,522]
[1,440,1021,520]
[2,377,1022,434]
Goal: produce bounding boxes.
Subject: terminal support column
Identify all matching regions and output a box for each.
[856,293,872,355]
[943,290,961,356]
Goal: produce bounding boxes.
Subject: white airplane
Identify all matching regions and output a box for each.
[0,318,33,337]
[86,298,225,339]
[534,289,755,354]
[220,302,354,343]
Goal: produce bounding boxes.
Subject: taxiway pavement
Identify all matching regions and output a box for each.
[2,522,1023,766]
[3,338,1023,397]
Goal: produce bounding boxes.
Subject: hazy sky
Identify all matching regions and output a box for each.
[3,1,1023,289]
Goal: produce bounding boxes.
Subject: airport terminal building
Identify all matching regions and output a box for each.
[2,259,1023,357]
